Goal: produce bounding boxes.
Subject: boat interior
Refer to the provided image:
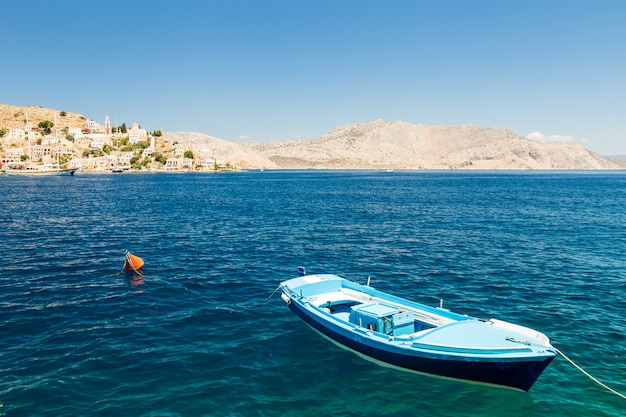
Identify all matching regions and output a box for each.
[312,288,455,338]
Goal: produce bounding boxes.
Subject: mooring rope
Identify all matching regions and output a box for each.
[553,347,626,401]
[507,337,626,401]
[183,284,281,311]
[246,285,282,309]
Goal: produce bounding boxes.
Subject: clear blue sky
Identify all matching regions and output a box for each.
[2,0,625,154]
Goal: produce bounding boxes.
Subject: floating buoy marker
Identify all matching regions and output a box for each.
[123,251,144,276]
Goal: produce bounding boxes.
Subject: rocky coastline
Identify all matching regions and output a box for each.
[1,104,623,172]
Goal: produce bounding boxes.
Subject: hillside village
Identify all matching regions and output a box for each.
[0,105,236,172]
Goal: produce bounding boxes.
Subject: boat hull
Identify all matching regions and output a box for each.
[5,167,78,176]
[280,274,556,391]
[286,299,554,391]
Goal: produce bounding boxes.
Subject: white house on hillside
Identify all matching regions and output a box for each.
[89,135,112,150]
[87,120,103,133]
[69,127,83,138]
[7,128,26,141]
[128,122,147,144]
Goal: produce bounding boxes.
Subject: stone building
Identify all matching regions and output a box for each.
[127,122,147,144]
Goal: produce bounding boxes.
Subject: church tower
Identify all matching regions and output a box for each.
[105,115,111,135]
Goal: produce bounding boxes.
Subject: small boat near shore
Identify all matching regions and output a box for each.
[280,273,557,391]
[4,165,78,176]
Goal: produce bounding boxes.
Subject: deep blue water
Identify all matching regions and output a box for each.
[1,171,625,417]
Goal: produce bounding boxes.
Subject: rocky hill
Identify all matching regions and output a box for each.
[164,132,277,169]
[248,120,620,170]
[0,104,89,130]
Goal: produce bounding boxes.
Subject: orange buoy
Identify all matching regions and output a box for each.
[124,251,144,274]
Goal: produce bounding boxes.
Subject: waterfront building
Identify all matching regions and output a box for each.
[73,156,108,171]
[165,157,193,171]
[2,148,24,165]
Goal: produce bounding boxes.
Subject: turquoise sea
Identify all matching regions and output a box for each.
[1,171,625,416]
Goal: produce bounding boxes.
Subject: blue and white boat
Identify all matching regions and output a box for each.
[280,273,557,391]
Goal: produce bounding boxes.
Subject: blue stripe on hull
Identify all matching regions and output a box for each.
[288,301,554,391]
